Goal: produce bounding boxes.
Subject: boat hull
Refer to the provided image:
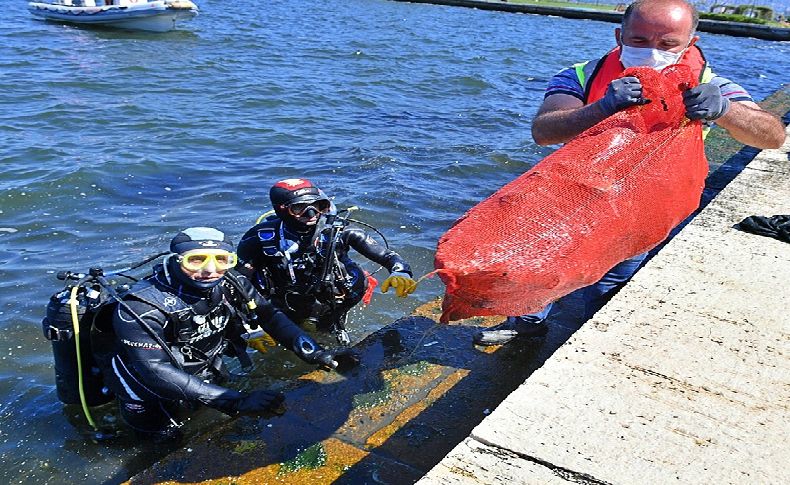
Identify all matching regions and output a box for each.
[28,2,198,32]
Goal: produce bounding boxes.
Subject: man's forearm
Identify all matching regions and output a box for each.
[532,102,609,146]
[715,102,786,149]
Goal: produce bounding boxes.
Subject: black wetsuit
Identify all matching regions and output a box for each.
[95,261,306,435]
[237,216,411,329]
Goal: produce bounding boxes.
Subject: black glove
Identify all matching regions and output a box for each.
[231,390,285,416]
[682,83,730,121]
[292,333,322,363]
[292,334,360,370]
[312,347,360,371]
[599,76,649,116]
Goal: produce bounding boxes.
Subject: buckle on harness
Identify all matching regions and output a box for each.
[181,345,194,360]
[44,325,72,341]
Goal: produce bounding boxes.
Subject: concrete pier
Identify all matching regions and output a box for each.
[417,126,790,484]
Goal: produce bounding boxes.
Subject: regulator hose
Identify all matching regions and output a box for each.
[347,217,389,249]
[68,284,98,431]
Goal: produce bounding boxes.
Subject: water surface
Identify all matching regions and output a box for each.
[1,0,786,482]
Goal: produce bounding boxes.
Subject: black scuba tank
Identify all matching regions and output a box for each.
[42,285,113,406]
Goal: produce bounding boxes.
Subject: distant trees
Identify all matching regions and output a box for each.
[702,3,775,23]
[709,4,774,18]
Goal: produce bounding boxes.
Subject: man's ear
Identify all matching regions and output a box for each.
[615,27,622,46]
[688,35,699,47]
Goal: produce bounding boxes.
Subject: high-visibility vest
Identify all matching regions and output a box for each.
[573,45,715,138]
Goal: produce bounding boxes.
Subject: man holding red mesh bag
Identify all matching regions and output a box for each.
[473,0,785,345]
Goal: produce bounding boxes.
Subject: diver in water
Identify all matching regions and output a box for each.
[236,178,417,345]
[93,227,352,441]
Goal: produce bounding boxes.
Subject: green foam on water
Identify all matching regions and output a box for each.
[278,443,327,474]
[352,382,393,410]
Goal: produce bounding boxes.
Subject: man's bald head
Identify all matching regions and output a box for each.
[623,0,699,37]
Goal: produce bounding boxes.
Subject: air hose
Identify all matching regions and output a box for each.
[68,285,98,431]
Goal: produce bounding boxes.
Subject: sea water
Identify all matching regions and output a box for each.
[0,0,786,482]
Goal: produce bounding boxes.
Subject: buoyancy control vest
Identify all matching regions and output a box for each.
[120,276,242,376]
[248,218,358,307]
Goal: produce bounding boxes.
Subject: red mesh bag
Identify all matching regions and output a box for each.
[435,66,708,323]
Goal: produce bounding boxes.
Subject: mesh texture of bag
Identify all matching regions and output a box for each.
[435,65,708,323]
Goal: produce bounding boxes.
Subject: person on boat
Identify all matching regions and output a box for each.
[94,227,353,441]
[236,179,416,345]
[476,0,786,346]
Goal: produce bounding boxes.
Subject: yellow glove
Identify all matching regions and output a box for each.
[244,330,276,353]
[381,271,417,298]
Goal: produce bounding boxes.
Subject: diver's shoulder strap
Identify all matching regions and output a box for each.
[124,279,191,319]
[253,219,284,256]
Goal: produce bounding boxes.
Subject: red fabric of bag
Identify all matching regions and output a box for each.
[435,66,708,323]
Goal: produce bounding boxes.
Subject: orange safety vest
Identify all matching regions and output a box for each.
[579,45,710,104]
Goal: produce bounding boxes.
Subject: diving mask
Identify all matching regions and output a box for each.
[178,250,237,272]
[287,199,331,217]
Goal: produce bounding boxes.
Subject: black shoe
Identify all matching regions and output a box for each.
[473,317,548,346]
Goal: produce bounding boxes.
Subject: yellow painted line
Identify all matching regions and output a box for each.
[146,439,368,485]
[366,368,470,448]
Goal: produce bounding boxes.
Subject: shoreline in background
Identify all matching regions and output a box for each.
[392,0,790,41]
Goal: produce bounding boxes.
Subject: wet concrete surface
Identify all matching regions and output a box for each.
[127,293,587,484]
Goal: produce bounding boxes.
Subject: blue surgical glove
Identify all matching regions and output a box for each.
[682,84,731,121]
[599,76,649,116]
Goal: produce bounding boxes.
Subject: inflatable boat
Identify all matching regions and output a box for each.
[28,0,198,33]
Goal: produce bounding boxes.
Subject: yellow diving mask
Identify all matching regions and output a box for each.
[178,250,237,272]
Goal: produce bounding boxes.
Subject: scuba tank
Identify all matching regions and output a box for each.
[42,274,114,406]
[43,254,169,432]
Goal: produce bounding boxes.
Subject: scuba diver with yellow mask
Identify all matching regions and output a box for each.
[236,179,417,345]
[44,227,353,442]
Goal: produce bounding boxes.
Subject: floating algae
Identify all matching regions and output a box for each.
[278,443,327,475]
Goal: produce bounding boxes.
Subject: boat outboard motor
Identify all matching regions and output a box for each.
[42,271,114,407]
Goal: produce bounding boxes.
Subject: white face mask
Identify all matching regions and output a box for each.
[619,44,687,70]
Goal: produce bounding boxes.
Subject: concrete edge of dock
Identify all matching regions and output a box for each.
[416,126,790,484]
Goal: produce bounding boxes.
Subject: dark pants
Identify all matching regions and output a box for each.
[104,356,225,440]
[118,397,182,439]
[520,253,648,322]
